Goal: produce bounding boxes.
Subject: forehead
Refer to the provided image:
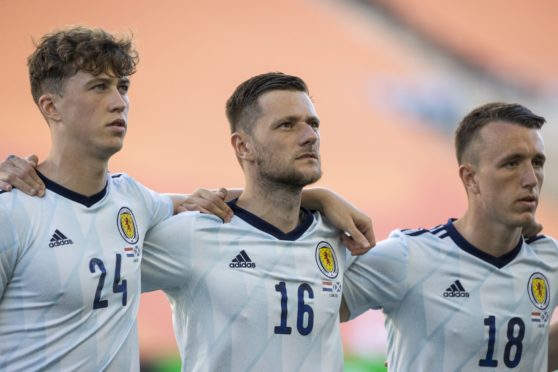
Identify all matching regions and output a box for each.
[477,120,545,160]
[66,70,128,85]
[256,90,317,120]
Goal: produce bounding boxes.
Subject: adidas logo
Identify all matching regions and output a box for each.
[49,229,73,248]
[443,279,469,298]
[229,250,256,269]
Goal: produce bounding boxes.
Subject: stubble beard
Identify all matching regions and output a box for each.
[255,154,322,192]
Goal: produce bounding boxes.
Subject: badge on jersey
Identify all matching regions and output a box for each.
[527,272,550,310]
[117,207,139,244]
[315,241,338,279]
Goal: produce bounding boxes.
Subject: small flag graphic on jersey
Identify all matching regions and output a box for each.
[229,250,256,268]
[124,247,135,258]
[443,279,469,298]
[48,229,73,247]
[531,311,548,323]
[322,281,342,293]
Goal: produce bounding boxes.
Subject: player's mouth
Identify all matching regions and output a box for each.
[517,195,538,209]
[106,119,127,134]
[296,152,319,160]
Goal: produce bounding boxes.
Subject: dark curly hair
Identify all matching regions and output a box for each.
[27,25,139,104]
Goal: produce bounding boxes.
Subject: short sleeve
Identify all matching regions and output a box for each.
[0,205,19,299]
[342,234,409,319]
[141,212,197,292]
[135,183,173,229]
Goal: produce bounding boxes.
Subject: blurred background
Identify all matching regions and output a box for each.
[1,0,558,370]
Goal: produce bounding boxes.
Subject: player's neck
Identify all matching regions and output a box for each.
[237,182,303,233]
[38,153,109,197]
[453,212,522,257]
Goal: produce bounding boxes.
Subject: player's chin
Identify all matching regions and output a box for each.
[102,140,125,157]
[513,213,536,228]
[300,168,322,185]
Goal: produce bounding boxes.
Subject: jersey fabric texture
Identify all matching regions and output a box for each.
[343,219,558,372]
[0,172,172,371]
[142,201,347,372]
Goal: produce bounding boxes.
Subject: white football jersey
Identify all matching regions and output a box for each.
[343,219,558,372]
[0,172,172,371]
[142,202,347,372]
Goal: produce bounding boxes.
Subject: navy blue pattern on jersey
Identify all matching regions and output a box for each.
[37,170,107,207]
[228,199,314,241]
[444,219,522,268]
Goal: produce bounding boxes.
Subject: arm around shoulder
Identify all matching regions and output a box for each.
[301,187,375,255]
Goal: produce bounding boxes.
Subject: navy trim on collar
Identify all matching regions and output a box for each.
[445,219,522,269]
[228,199,314,241]
[525,235,546,244]
[37,170,108,208]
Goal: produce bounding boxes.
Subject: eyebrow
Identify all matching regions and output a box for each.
[274,115,320,124]
[499,152,546,164]
[87,76,130,85]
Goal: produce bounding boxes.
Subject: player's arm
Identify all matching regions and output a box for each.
[141,215,196,292]
[550,321,558,371]
[0,154,235,221]
[216,187,375,255]
[0,154,45,196]
[1,157,375,251]
[342,236,409,321]
[339,297,350,322]
[175,186,376,255]
[167,188,233,221]
[301,187,375,255]
[0,207,18,299]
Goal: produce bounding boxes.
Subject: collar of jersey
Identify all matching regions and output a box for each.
[227,199,314,241]
[37,170,108,208]
[444,218,523,269]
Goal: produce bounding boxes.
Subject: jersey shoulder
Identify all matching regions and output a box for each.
[108,172,137,189]
[390,222,450,241]
[525,234,558,254]
[312,211,338,233]
[149,210,220,237]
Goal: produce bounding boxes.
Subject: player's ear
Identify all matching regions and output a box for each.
[231,132,255,162]
[459,163,479,194]
[38,93,62,122]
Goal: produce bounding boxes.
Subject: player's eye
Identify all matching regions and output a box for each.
[118,84,130,94]
[279,121,294,129]
[533,158,545,168]
[91,83,107,91]
[504,161,519,169]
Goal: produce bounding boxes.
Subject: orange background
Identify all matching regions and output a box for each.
[2,0,557,361]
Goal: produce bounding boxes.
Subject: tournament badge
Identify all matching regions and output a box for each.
[528,272,550,326]
[117,207,139,245]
